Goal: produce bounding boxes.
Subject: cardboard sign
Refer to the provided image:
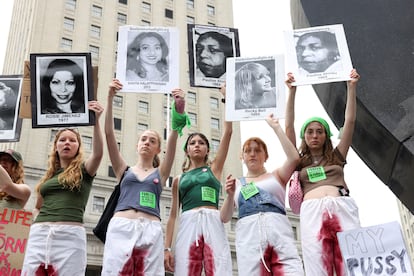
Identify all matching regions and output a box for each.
[337,221,413,276]
[0,208,32,275]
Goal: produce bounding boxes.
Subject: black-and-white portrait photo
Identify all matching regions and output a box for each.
[284,24,353,86]
[225,56,285,122]
[30,53,94,128]
[0,76,23,141]
[116,26,179,93]
[188,24,240,88]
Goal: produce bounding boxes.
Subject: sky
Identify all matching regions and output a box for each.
[0,0,402,227]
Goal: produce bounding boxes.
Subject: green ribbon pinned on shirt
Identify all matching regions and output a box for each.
[171,101,191,137]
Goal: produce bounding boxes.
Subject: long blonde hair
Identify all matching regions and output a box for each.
[36,128,84,193]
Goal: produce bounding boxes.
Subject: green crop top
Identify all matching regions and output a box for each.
[179,166,221,212]
[35,164,94,223]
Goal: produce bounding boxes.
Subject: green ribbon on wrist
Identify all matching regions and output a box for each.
[171,101,191,137]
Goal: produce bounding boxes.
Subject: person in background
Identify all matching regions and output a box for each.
[285,69,361,276]
[41,59,86,114]
[126,32,169,82]
[235,62,277,110]
[195,31,233,79]
[0,149,31,209]
[21,100,104,275]
[164,85,233,276]
[221,114,304,276]
[295,31,342,74]
[101,79,189,275]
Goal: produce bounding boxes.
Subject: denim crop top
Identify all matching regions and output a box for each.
[179,166,221,212]
[115,167,162,219]
[235,175,286,219]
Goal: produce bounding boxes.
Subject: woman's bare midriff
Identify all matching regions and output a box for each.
[114,209,160,221]
[35,221,83,226]
[304,185,342,200]
[192,206,218,210]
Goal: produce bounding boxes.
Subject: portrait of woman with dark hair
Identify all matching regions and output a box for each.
[195,31,234,79]
[295,31,342,74]
[0,81,18,130]
[126,31,169,82]
[41,59,86,114]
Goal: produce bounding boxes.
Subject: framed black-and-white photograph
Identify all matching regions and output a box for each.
[225,55,285,121]
[188,24,240,88]
[30,53,95,128]
[116,25,179,93]
[0,76,23,141]
[284,24,353,86]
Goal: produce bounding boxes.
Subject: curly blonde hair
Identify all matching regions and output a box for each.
[0,159,25,201]
[36,128,84,193]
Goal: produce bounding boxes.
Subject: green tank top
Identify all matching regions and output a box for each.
[179,166,221,212]
[35,164,94,223]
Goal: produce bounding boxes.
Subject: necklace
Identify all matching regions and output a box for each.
[311,155,323,165]
[136,165,151,172]
[246,169,267,178]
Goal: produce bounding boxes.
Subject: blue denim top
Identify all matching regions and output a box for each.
[237,177,286,219]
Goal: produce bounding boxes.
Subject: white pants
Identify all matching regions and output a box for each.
[21,223,86,276]
[101,216,164,276]
[174,208,232,276]
[300,196,360,276]
[235,212,304,276]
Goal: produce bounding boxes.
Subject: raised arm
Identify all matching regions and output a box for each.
[336,69,360,159]
[0,166,31,208]
[164,176,180,273]
[159,89,186,185]
[285,73,297,146]
[105,79,127,179]
[84,101,104,176]
[266,114,300,187]
[211,84,233,179]
[220,174,236,223]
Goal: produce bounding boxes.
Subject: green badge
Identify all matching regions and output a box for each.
[240,182,259,200]
[307,166,327,183]
[201,186,217,203]
[140,191,156,208]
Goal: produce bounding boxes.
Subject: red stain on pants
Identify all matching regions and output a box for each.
[318,211,345,276]
[119,248,148,276]
[260,245,285,276]
[35,263,58,276]
[188,235,215,276]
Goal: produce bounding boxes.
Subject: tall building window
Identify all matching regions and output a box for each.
[211,117,219,130]
[188,92,196,104]
[210,97,219,109]
[187,0,194,9]
[119,0,127,4]
[141,20,151,26]
[117,13,127,24]
[211,139,220,153]
[92,196,105,213]
[90,25,101,38]
[89,45,100,59]
[137,123,148,132]
[142,2,151,13]
[63,17,74,31]
[187,16,195,24]
[113,95,123,107]
[108,165,116,177]
[82,136,93,150]
[50,129,58,142]
[92,5,102,17]
[65,0,76,10]
[188,112,197,125]
[60,38,73,50]
[207,5,215,16]
[165,9,173,19]
[114,118,122,130]
[138,101,149,113]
